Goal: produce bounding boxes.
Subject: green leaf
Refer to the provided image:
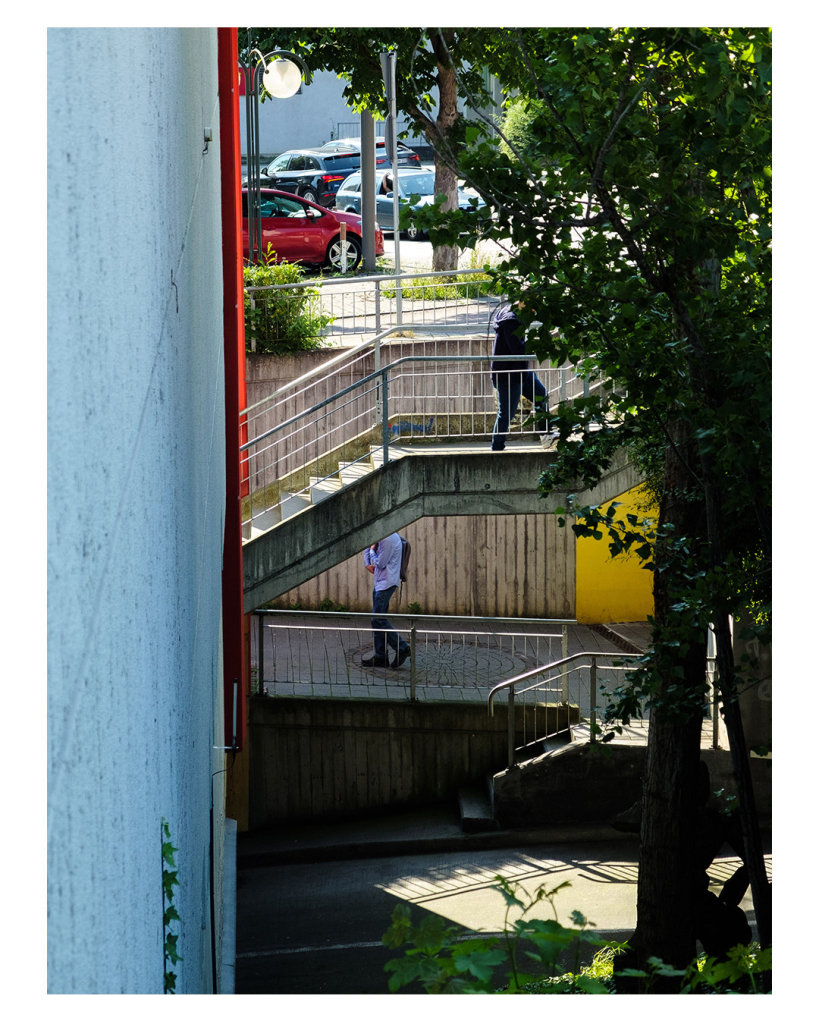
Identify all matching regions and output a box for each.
[164,931,183,966]
[163,905,181,926]
[452,947,507,982]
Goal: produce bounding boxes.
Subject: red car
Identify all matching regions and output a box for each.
[242,189,383,271]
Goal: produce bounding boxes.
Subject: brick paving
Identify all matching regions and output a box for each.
[250,617,655,723]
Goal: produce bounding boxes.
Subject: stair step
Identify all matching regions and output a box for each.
[513,728,574,764]
[280,492,311,520]
[369,445,410,469]
[541,727,575,752]
[241,507,281,541]
[457,786,499,834]
[309,477,343,503]
[570,722,591,743]
[338,460,374,486]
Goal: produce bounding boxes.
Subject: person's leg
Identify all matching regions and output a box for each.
[522,371,549,435]
[370,585,399,658]
[491,373,523,450]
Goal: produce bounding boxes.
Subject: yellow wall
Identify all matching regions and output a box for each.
[575,485,656,624]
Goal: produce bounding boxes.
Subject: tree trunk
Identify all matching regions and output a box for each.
[615,418,707,991]
[430,31,460,272]
[672,290,773,950]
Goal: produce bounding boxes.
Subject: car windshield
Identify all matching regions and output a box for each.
[399,173,435,195]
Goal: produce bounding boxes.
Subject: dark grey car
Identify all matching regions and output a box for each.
[249,148,362,208]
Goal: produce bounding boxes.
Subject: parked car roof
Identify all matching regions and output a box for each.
[320,137,421,165]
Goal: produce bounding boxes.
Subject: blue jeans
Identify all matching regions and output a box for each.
[371,585,410,658]
[491,370,548,450]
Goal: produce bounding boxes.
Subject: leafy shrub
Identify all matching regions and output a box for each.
[382,875,771,995]
[382,273,499,302]
[244,247,334,354]
[383,877,614,994]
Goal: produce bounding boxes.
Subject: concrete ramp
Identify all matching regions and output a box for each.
[242,443,641,612]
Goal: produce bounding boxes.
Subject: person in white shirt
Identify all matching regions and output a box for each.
[362,533,411,668]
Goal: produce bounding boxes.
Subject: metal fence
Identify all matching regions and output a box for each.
[488,651,648,767]
[249,612,720,759]
[240,344,601,535]
[245,268,501,350]
[250,610,571,701]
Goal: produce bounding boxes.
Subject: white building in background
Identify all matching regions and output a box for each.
[240,68,428,162]
[48,27,236,994]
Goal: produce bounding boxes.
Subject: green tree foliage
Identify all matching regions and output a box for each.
[410,26,771,984]
[497,97,555,164]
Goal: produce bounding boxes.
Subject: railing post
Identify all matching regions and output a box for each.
[561,624,569,702]
[589,655,597,744]
[258,613,264,696]
[410,618,417,700]
[507,686,515,768]
[374,333,382,424]
[381,369,390,465]
[375,279,381,334]
[248,294,257,353]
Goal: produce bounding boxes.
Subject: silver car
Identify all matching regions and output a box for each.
[335,167,485,240]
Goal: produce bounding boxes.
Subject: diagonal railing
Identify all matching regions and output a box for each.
[488,651,646,768]
[240,337,605,536]
[488,650,721,767]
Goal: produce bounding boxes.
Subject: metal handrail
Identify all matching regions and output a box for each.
[252,609,573,702]
[239,345,603,531]
[241,351,586,453]
[243,266,493,295]
[488,650,644,767]
[241,268,497,418]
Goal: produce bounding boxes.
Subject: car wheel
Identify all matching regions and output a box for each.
[301,187,319,204]
[404,221,424,241]
[326,234,362,272]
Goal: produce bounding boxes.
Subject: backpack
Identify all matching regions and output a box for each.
[399,536,411,589]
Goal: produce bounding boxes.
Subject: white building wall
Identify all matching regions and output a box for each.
[47,27,228,994]
[240,68,427,159]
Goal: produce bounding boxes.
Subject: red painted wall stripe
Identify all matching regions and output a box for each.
[218,27,247,750]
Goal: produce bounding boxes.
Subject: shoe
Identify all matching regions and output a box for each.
[362,655,390,667]
[392,648,411,668]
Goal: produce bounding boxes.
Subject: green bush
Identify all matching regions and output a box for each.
[244,247,334,354]
[382,273,500,302]
[382,875,771,995]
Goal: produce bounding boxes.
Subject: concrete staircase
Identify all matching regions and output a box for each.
[243,444,405,542]
[457,724,579,833]
[242,441,642,612]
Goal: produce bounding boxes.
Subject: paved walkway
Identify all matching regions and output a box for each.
[235,803,771,994]
[251,618,652,705]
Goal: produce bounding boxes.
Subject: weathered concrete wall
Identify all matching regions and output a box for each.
[247,696,574,827]
[276,511,576,619]
[733,628,773,752]
[243,446,640,610]
[492,742,772,828]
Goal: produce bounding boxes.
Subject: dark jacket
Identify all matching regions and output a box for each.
[490,303,528,383]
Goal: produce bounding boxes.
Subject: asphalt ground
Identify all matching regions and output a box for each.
[234,803,771,996]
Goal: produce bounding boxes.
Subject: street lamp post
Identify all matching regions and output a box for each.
[239,43,312,263]
[380,52,402,322]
